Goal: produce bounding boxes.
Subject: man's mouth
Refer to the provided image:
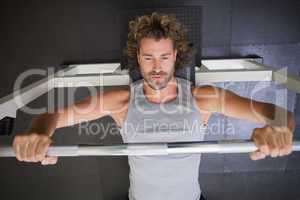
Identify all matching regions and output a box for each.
[152,75,162,79]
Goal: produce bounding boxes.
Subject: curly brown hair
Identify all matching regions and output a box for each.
[123,12,195,72]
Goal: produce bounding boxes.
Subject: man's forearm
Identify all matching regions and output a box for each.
[262,103,295,132]
[287,111,296,132]
[28,113,60,137]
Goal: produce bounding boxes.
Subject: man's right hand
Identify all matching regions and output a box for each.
[12,133,58,165]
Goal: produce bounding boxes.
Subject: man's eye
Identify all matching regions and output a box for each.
[144,57,152,61]
[162,57,169,60]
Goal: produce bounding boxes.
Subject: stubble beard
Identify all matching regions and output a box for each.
[142,69,174,90]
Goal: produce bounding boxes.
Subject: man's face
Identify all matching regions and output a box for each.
[137,37,177,90]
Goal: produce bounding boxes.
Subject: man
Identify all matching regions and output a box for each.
[13,13,295,200]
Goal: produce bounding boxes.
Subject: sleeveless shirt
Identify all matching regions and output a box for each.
[119,77,206,200]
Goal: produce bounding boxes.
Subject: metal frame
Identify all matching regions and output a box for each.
[0,58,299,157]
[1,58,299,120]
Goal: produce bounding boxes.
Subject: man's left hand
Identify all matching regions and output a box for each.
[250,125,293,160]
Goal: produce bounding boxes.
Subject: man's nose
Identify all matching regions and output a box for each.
[153,59,162,72]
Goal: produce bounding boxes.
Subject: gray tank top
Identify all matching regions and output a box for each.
[119,77,206,200]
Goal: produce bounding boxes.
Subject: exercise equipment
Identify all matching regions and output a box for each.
[1,140,300,157]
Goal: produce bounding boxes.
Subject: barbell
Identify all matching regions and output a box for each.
[1,140,300,157]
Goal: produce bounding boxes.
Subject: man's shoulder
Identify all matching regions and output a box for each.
[191,85,218,97]
[105,86,131,104]
[191,85,220,111]
[104,87,130,127]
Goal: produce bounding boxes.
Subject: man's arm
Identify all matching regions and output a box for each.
[12,88,130,164]
[28,88,130,135]
[194,85,295,160]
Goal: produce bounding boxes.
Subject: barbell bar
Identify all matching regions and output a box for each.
[1,140,300,157]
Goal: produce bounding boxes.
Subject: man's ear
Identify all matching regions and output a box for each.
[137,52,140,65]
[174,49,177,59]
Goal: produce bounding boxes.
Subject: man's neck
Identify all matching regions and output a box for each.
[143,77,178,103]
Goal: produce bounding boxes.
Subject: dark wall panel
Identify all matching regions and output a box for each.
[231,0,300,46]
